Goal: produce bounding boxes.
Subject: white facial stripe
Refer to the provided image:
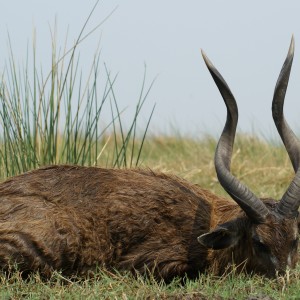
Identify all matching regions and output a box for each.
[293,219,298,239]
[270,255,278,268]
[287,253,292,267]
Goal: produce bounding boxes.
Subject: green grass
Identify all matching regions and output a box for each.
[0,3,154,178]
[0,248,300,300]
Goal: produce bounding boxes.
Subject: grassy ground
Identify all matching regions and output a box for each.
[0,134,299,299]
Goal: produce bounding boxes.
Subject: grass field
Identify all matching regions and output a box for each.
[0,135,299,299]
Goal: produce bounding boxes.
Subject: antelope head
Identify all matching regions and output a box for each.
[198,37,300,276]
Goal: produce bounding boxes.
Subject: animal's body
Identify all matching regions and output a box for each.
[0,165,236,280]
[0,165,297,280]
[0,37,299,280]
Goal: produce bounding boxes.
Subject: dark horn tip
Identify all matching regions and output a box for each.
[273,35,295,95]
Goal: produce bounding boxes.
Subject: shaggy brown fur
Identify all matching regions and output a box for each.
[0,165,213,279]
[0,165,297,280]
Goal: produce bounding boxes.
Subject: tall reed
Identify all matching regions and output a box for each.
[0,3,154,178]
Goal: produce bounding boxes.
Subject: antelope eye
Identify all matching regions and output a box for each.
[292,238,299,249]
[252,237,269,252]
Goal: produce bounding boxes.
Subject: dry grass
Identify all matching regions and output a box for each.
[139,133,293,200]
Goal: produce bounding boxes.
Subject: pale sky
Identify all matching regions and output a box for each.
[1,1,300,139]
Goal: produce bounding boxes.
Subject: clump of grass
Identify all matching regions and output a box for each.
[0,2,154,178]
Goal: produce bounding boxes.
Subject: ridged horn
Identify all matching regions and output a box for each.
[202,50,269,223]
[272,36,300,217]
[272,36,299,172]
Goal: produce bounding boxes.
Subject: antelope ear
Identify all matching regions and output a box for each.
[197,220,242,250]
